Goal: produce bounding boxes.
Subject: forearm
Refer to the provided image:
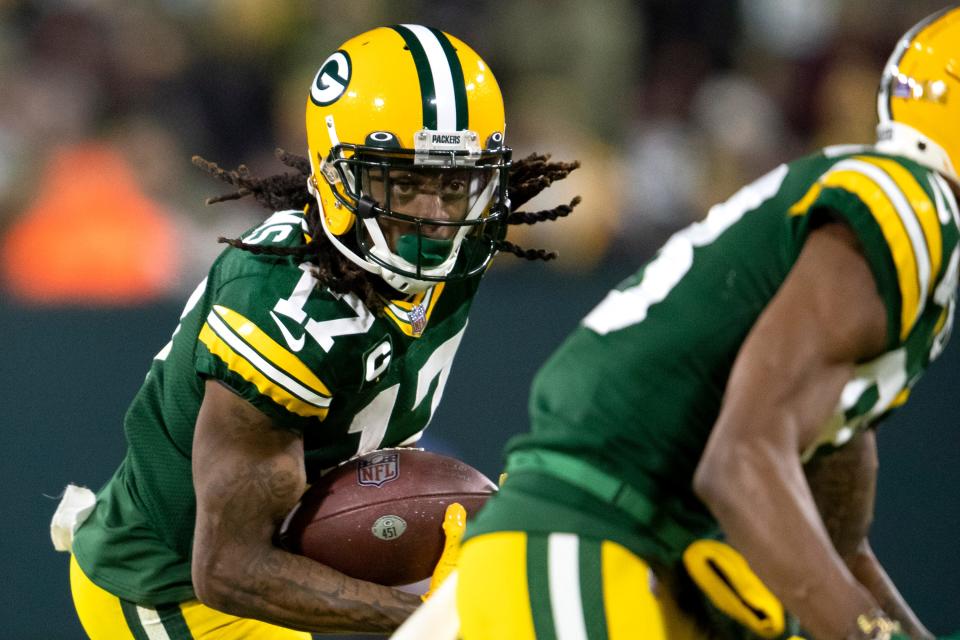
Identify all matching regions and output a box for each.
[192,446,420,633]
[697,223,905,639]
[198,543,420,633]
[697,443,879,640]
[805,434,930,638]
[845,543,932,640]
[192,381,420,633]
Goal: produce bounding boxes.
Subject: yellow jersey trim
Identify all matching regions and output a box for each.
[788,183,823,217]
[888,388,911,410]
[211,305,332,397]
[789,155,946,340]
[821,169,919,340]
[855,155,941,290]
[382,283,446,337]
[199,307,331,419]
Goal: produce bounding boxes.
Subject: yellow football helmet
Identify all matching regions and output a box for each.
[877,6,960,184]
[305,25,511,294]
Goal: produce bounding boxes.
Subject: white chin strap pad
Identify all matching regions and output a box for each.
[382,270,432,294]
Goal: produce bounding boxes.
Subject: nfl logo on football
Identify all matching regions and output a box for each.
[357,452,399,487]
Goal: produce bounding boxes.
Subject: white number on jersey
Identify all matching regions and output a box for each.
[154,277,208,362]
[584,164,789,335]
[347,326,466,456]
[271,263,374,353]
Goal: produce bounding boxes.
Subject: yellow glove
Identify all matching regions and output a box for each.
[683,539,785,638]
[422,502,466,601]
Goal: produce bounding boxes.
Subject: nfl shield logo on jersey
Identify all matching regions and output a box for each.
[409,304,427,337]
[357,452,399,487]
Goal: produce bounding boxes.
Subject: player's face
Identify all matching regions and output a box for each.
[363,166,493,250]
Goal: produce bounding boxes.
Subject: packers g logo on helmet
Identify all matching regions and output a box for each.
[310,51,351,107]
[877,6,960,184]
[305,25,511,294]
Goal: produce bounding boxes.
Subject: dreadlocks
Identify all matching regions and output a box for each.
[192,149,580,310]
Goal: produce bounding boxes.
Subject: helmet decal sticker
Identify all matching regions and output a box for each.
[310,51,352,107]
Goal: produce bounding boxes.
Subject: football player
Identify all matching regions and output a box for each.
[53,25,578,638]
[399,7,960,640]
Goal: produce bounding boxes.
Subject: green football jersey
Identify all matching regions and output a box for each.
[469,147,960,566]
[72,209,483,604]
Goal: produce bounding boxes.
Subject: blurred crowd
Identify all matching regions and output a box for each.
[0,0,951,304]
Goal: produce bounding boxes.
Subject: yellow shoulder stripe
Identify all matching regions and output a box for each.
[854,155,941,288]
[790,155,943,340]
[199,323,329,419]
[788,183,823,217]
[198,306,331,419]
[819,169,919,340]
[212,305,331,396]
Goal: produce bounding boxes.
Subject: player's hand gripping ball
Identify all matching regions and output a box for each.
[278,448,496,586]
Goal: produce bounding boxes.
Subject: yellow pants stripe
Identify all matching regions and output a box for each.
[71,556,138,640]
[70,555,311,640]
[458,532,538,640]
[457,532,702,640]
[603,538,664,639]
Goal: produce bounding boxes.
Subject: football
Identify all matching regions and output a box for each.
[278,448,496,586]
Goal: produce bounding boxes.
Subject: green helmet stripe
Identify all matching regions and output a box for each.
[392,24,467,131]
[391,25,437,129]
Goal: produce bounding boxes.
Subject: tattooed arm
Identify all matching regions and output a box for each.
[805,429,932,639]
[191,379,421,633]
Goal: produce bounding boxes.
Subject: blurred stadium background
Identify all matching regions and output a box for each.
[1,0,958,637]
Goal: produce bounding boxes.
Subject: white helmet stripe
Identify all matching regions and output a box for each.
[400,24,458,131]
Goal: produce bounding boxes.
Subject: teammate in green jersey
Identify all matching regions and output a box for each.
[52,25,579,639]
[392,7,960,640]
